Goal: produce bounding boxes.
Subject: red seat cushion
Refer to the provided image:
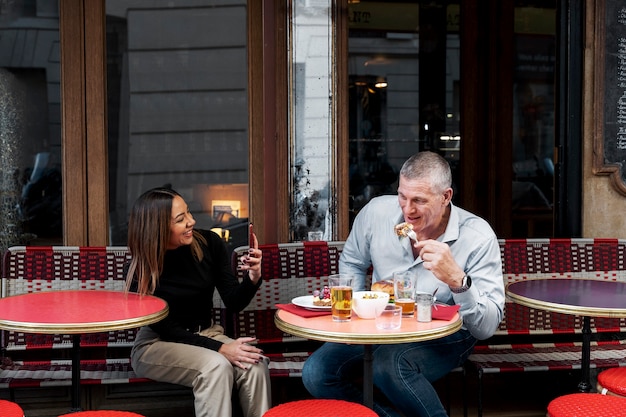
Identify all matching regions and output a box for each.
[598,367,626,397]
[58,412,145,417]
[264,399,377,417]
[0,400,23,417]
[547,393,626,416]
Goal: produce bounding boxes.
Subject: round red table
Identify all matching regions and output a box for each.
[506,279,626,392]
[275,307,462,409]
[0,290,168,412]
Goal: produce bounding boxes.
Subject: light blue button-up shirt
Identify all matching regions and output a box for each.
[339,195,505,340]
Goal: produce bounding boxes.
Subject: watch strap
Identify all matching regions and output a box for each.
[450,275,471,293]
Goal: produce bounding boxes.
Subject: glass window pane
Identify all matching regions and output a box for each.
[289,0,334,242]
[0,2,62,252]
[106,1,249,254]
[511,3,555,237]
[348,2,460,224]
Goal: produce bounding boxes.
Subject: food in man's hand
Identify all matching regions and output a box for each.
[371,280,394,301]
[312,286,332,306]
[394,222,414,238]
[395,222,418,242]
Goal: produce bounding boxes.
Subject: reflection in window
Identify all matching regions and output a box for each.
[348,2,460,224]
[289,1,333,241]
[511,4,555,237]
[0,2,62,251]
[106,1,249,254]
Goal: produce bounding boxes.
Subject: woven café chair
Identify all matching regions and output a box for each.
[598,367,626,397]
[58,411,145,417]
[263,399,377,417]
[0,399,24,417]
[546,393,626,416]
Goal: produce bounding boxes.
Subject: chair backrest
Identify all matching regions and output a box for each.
[497,238,626,336]
[223,238,626,341]
[227,241,346,342]
[2,246,131,297]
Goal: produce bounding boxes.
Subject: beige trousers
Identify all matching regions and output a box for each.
[131,325,271,417]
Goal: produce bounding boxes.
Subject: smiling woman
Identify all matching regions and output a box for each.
[125,186,270,417]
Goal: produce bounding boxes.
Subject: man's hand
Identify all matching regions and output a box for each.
[414,239,465,287]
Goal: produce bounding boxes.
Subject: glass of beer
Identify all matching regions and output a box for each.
[393,270,417,317]
[329,274,354,322]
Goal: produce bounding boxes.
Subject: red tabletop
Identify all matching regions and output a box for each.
[506,279,626,318]
[0,290,168,333]
[275,308,462,344]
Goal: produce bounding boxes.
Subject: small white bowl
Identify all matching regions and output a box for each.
[352,291,390,319]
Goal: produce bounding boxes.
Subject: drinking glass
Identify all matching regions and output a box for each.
[375,304,402,330]
[393,270,417,317]
[307,231,324,241]
[329,274,354,322]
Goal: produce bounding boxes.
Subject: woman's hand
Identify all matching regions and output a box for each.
[218,337,265,370]
[238,228,262,284]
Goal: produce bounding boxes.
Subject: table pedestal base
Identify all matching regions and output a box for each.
[363,345,373,409]
[71,334,82,412]
[578,316,592,393]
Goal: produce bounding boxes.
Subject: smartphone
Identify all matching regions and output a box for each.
[249,223,254,248]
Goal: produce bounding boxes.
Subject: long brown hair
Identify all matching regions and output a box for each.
[125,187,206,295]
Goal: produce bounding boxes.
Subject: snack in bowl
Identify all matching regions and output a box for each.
[352,291,390,319]
[312,286,332,307]
[371,280,395,302]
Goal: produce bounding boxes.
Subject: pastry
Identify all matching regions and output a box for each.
[312,286,332,306]
[371,280,395,301]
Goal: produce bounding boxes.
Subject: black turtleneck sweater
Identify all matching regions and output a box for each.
[145,229,261,352]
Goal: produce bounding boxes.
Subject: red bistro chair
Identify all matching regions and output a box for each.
[0,400,24,417]
[264,399,377,417]
[597,367,626,397]
[59,412,145,417]
[547,393,626,416]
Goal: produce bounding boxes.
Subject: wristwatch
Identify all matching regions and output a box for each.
[449,275,472,293]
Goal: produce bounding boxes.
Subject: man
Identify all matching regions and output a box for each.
[302,151,505,417]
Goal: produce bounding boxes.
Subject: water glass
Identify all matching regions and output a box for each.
[375,304,402,330]
[329,274,354,322]
[307,230,324,241]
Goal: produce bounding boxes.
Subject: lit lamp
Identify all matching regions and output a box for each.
[210,228,230,242]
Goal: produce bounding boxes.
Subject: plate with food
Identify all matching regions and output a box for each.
[291,295,332,311]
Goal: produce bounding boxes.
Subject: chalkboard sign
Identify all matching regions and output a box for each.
[593,0,626,195]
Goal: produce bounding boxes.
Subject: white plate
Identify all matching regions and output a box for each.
[291,295,332,311]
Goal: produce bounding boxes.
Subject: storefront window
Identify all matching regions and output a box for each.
[289,0,334,241]
[511,3,556,237]
[347,2,460,223]
[0,1,62,252]
[106,1,249,254]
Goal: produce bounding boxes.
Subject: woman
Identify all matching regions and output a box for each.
[125,187,271,417]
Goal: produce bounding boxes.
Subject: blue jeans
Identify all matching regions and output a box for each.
[302,329,475,417]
